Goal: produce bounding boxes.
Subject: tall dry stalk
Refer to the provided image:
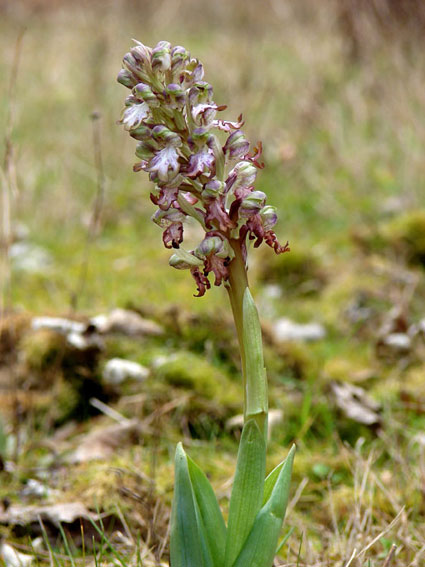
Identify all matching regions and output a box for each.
[0,29,25,317]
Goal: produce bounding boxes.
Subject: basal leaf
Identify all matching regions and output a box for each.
[170,443,214,567]
[262,445,295,506]
[224,419,266,567]
[187,454,226,566]
[232,444,296,567]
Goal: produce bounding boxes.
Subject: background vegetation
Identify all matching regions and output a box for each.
[1,1,425,565]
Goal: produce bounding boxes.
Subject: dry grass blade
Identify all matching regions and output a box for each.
[70,111,106,311]
[1,28,25,314]
[382,544,397,567]
[343,548,357,567]
[355,508,404,560]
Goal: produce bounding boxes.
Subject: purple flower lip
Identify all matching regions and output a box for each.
[145,146,180,182]
[120,102,149,130]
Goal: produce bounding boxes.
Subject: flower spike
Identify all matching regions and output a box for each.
[118,40,289,295]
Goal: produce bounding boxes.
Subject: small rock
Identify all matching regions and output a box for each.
[331,382,381,426]
[32,317,85,335]
[31,317,103,351]
[103,358,149,385]
[68,419,143,463]
[382,333,411,351]
[263,284,282,300]
[273,318,326,342]
[225,414,244,431]
[10,243,52,274]
[376,332,411,359]
[21,479,52,499]
[66,331,103,351]
[1,542,33,567]
[91,308,164,337]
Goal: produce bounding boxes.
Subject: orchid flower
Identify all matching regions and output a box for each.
[118,40,294,567]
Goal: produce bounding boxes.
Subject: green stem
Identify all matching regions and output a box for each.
[227,238,249,381]
[227,239,268,437]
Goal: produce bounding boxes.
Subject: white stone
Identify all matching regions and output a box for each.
[91,308,163,336]
[103,358,149,385]
[10,242,52,273]
[32,317,85,335]
[273,318,326,342]
[1,543,33,567]
[31,317,103,351]
[382,333,411,351]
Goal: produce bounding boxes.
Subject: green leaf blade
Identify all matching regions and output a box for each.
[262,445,296,506]
[170,443,214,567]
[242,288,268,423]
[187,454,227,566]
[231,507,282,567]
[224,419,266,567]
[232,445,296,567]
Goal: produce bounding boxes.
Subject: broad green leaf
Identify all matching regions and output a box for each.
[224,420,266,567]
[263,445,296,506]
[262,447,294,506]
[231,506,282,567]
[231,445,296,567]
[187,454,226,566]
[170,443,214,567]
[242,289,267,425]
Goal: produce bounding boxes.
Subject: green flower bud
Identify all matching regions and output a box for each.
[135,140,157,160]
[188,82,213,106]
[230,161,257,190]
[131,42,152,68]
[240,191,267,216]
[123,52,149,83]
[224,130,250,159]
[117,68,136,89]
[152,207,185,228]
[164,83,186,110]
[183,60,204,85]
[129,124,152,141]
[202,180,224,200]
[260,205,278,230]
[152,40,172,72]
[195,235,224,258]
[152,125,181,147]
[133,83,160,108]
[189,127,211,149]
[169,248,203,270]
[171,45,190,74]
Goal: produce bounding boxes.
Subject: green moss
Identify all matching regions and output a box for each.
[154,351,240,408]
[21,330,66,376]
[381,210,425,266]
[265,341,318,382]
[257,244,326,295]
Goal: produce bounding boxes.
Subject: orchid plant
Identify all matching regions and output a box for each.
[118,40,295,567]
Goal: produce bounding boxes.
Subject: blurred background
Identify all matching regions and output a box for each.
[1,1,425,565]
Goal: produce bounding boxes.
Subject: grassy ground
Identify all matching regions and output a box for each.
[1,1,425,565]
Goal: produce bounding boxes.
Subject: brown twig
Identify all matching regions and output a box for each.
[70,110,106,311]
